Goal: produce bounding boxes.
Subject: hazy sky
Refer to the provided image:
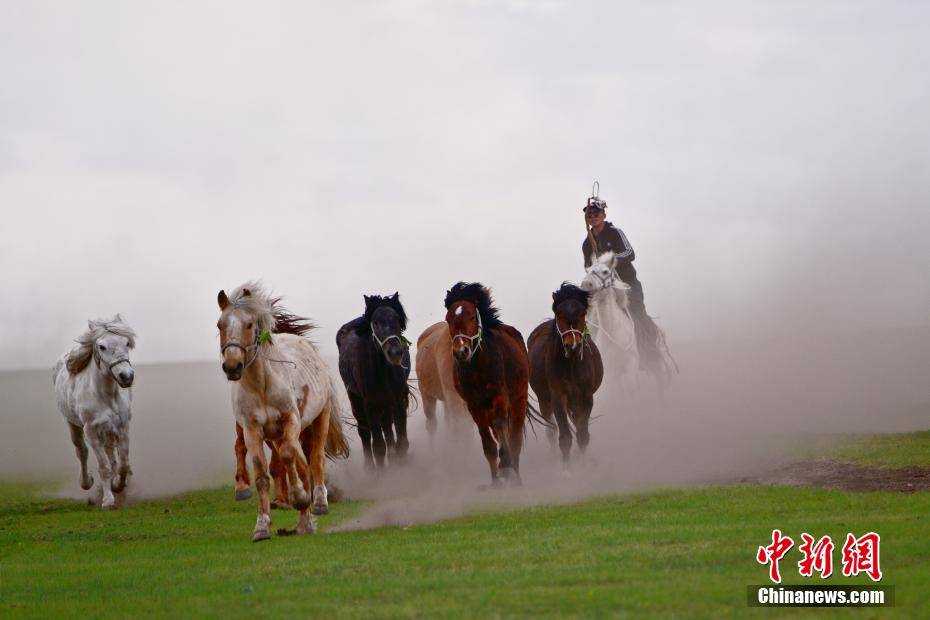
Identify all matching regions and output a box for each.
[2,1,928,369]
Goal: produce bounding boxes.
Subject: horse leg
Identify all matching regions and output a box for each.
[572,393,594,457]
[268,442,290,509]
[508,395,527,485]
[423,395,438,437]
[67,423,93,490]
[349,392,374,470]
[537,393,557,453]
[309,406,330,516]
[278,413,311,511]
[552,393,573,470]
[475,419,500,486]
[369,412,387,470]
[243,425,272,542]
[381,410,397,457]
[234,423,251,501]
[85,423,115,509]
[393,402,409,462]
[111,429,131,494]
[491,396,512,479]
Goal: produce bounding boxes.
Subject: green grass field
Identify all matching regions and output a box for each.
[2,433,929,618]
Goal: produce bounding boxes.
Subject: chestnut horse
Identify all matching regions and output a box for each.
[415,322,469,436]
[217,282,350,541]
[444,282,529,486]
[528,283,603,469]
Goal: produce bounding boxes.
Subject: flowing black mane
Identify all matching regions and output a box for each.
[551,282,590,313]
[444,282,503,330]
[270,297,315,337]
[356,293,408,334]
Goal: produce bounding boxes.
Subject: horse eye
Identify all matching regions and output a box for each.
[247,322,253,330]
[98,344,107,351]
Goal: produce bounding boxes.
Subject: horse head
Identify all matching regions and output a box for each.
[580,252,617,293]
[88,315,136,388]
[552,283,590,359]
[364,293,408,367]
[217,288,260,381]
[445,300,481,362]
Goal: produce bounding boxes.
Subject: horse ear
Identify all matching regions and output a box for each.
[552,291,558,301]
[363,295,371,303]
[218,290,229,309]
[392,292,399,299]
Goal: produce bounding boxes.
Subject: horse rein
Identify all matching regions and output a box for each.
[451,309,483,363]
[556,323,587,360]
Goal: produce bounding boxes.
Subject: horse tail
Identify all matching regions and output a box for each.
[324,372,351,460]
[524,394,555,439]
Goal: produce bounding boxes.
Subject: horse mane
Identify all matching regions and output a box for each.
[66,315,136,375]
[552,282,590,312]
[444,282,503,331]
[360,293,407,333]
[228,281,315,337]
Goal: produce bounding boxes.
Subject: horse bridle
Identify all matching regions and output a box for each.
[221,326,261,370]
[371,322,410,369]
[93,335,133,379]
[451,308,483,363]
[554,301,587,360]
[587,266,616,291]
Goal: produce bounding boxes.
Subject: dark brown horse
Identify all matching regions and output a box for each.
[445,282,529,486]
[528,283,603,468]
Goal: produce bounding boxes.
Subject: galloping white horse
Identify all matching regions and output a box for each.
[580,252,639,389]
[53,315,136,509]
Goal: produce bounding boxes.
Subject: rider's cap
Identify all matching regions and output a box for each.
[583,196,607,212]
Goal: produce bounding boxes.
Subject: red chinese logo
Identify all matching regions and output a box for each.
[798,533,834,578]
[756,530,882,583]
[841,532,882,582]
[756,529,794,584]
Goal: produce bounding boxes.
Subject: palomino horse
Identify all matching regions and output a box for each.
[528,284,603,469]
[54,315,136,509]
[217,282,350,541]
[445,282,530,486]
[337,293,411,470]
[415,322,469,436]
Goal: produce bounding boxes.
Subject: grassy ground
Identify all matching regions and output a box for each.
[822,431,930,469]
[0,476,927,618]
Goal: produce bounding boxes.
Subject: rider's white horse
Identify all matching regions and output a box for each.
[580,252,639,390]
[53,315,136,508]
[580,252,678,392]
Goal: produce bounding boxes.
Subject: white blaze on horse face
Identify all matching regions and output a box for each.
[455,306,463,316]
[219,311,248,367]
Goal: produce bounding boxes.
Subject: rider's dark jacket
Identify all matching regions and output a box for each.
[582,221,638,286]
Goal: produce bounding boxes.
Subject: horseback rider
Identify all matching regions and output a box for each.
[581,192,661,369]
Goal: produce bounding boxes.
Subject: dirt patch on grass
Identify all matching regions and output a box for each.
[746,459,930,493]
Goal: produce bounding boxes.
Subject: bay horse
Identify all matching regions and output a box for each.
[415,322,470,436]
[53,315,136,509]
[217,282,350,541]
[528,283,603,468]
[336,293,411,470]
[445,282,530,486]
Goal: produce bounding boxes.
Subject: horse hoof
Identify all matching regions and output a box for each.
[101,501,116,510]
[252,529,271,542]
[290,491,310,511]
[80,476,94,491]
[311,503,329,516]
[235,488,252,501]
[270,500,292,510]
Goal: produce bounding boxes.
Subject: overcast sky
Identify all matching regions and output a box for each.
[2,1,929,369]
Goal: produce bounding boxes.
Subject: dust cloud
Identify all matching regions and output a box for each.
[2,324,927,528]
